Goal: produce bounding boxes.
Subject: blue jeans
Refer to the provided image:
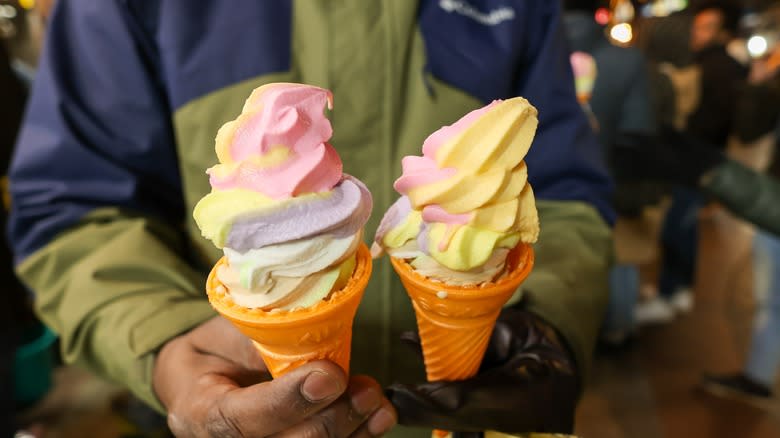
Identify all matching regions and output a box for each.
[746,230,780,386]
[603,263,640,334]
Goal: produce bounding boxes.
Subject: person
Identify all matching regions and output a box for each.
[563,0,657,342]
[617,44,780,403]
[0,39,28,438]
[687,1,748,148]
[627,128,780,405]
[701,226,780,403]
[8,1,614,436]
[563,0,656,163]
[647,2,749,324]
[700,44,780,404]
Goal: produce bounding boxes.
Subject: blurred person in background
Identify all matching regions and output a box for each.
[563,0,657,344]
[618,39,780,403]
[699,31,780,404]
[0,39,28,438]
[688,1,748,147]
[637,9,698,132]
[621,9,699,327]
[640,2,749,326]
[563,0,657,160]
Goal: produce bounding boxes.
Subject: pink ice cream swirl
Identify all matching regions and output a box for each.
[208,83,343,199]
[389,101,500,230]
[197,83,373,309]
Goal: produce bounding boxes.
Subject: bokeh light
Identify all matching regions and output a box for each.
[610,23,634,45]
[595,8,611,26]
[747,35,769,58]
[613,1,635,23]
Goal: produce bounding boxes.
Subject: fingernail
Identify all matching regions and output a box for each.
[367,408,396,436]
[301,371,342,402]
[350,387,381,416]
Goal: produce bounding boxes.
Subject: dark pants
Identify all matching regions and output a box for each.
[660,188,701,298]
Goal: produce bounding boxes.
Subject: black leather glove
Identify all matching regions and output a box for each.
[386,307,579,435]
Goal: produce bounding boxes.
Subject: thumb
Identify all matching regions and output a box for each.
[218,360,347,436]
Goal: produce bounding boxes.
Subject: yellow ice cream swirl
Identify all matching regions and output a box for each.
[380,97,540,272]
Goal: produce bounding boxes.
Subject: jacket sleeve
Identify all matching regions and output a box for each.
[508,2,614,382]
[508,201,612,383]
[515,1,615,225]
[8,1,214,411]
[702,159,780,238]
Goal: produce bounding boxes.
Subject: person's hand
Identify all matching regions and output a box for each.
[153,316,397,437]
[386,307,579,435]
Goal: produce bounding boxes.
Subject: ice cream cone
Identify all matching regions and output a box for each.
[206,243,372,377]
[390,244,534,381]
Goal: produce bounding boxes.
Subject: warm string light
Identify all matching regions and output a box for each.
[610,22,634,44]
[748,35,769,58]
[613,0,635,23]
[641,0,689,17]
[605,0,635,46]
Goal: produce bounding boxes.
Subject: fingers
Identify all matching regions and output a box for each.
[216,360,347,436]
[271,375,397,438]
[348,395,397,437]
[156,318,396,437]
[189,316,267,372]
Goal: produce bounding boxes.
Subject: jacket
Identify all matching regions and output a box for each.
[9,1,614,434]
[704,159,780,237]
[687,44,748,148]
[563,11,656,156]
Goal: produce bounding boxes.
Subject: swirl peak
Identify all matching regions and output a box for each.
[208,83,342,199]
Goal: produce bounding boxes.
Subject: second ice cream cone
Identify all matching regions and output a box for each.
[207,243,372,377]
[391,244,534,381]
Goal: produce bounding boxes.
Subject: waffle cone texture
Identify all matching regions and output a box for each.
[391,244,534,381]
[206,243,372,377]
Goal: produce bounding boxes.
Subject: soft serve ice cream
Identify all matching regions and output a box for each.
[194,83,372,310]
[374,97,539,286]
[570,51,597,104]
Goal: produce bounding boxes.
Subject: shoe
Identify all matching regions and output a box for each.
[634,296,675,326]
[669,287,694,313]
[700,373,774,408]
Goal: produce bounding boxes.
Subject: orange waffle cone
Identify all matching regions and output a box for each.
[391,244,534,382]
[206,243,372,378]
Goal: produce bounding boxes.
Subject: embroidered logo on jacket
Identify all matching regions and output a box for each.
[438,0,515,26]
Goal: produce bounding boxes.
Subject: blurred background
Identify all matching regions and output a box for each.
[2,0,780,437]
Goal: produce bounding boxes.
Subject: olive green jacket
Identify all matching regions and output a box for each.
[11,1,613,435]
